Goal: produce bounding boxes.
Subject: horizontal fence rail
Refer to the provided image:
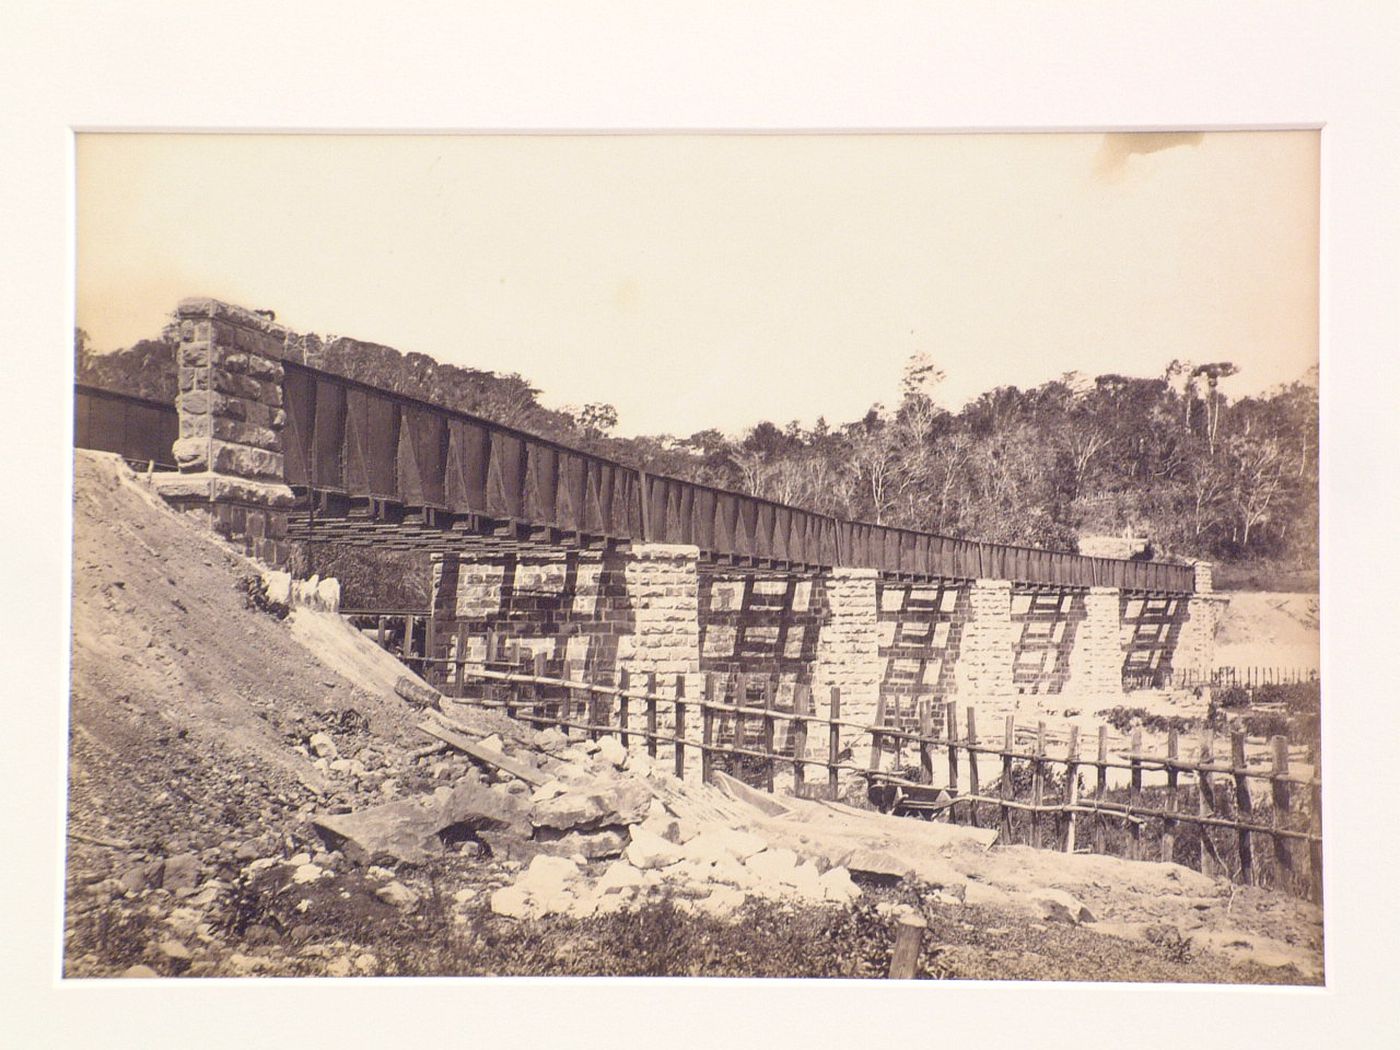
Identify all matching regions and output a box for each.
[73,385,180,471]
[281,364,1195,592]
[393,630,1321,901]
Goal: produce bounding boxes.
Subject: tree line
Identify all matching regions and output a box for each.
[77,328,1318,569]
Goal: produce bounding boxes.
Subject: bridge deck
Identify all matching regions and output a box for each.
[279,363,1193,594]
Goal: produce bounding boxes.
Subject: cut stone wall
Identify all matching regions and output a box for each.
[952,578,1014,688]
[615,544,702,700]
[427,549,632,679]
[1119,594,1186,683]
[1066,587,1124,703]
[698,573,825,706]
[153,298,293,566]
[876,579,965,733]
[1010,589,1084,696]
[811,568,880,769]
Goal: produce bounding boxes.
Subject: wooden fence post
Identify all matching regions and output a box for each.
[1270,734,1294,891]
[734,672,747,773]
[565,659,582,737]
[702,673,716,784]
[645,671,659,758]
[828,687,841,798]
[945,701,960,823]
[1064,725,1081,854]
[868,692,888,776]
[1308,750,1323,904]
[504,641,520,721]
[918,700,935,784]
[1162,726,1180,863]
[1030,722,1046,849]
[762,677,776,793]
[792,684,809,795]
[1231,731,1255,886]
[888,913,926,979]
[531,652,547,727]
[1197,731,1220,878]
[425,614,438,687]
[999,715,1014,845]
[617,667,631,749]
[674,674,687,779]
[1128,728,1143,861]
[1093,725,1108,855]
[377,615,386,650]
[965,707,981,829]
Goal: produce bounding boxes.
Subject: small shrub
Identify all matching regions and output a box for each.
[1240,710,1291,739]
[1101,706,1198,736]
[1144,923,1194,964]
[1214,685,1251,709]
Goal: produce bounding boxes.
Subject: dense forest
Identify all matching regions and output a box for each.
[76,324,1318,574]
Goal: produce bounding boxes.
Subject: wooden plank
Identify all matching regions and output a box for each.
[416,718,547,786]
[1231,731,1256,886]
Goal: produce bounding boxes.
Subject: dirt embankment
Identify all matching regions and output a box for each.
[63,451,1323,982]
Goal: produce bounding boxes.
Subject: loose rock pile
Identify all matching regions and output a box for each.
[307,709,876,923]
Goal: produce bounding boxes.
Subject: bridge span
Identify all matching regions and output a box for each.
[77,297,1223,767]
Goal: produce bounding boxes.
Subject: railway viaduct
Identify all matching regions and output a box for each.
[77,298,1225,764]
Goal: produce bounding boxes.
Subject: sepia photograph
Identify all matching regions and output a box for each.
[8,3,1400,1048]
[66,129,1323,984]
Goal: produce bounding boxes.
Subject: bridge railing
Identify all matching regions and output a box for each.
[281,362,1195,592]
[73,384,180,471]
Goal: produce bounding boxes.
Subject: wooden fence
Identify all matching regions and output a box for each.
[864,707,1322,901]
[1124,665,1319,691]
[402,633,1322,902]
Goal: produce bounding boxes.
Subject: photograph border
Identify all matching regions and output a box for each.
[4,3,1397,1048]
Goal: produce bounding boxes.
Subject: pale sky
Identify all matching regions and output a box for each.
[76,132,1318,438]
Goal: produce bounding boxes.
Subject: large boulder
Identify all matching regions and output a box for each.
[1029,887,1096,924]
[313,781,528,865]
[625,825,684,870]
[528,779,652,833]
